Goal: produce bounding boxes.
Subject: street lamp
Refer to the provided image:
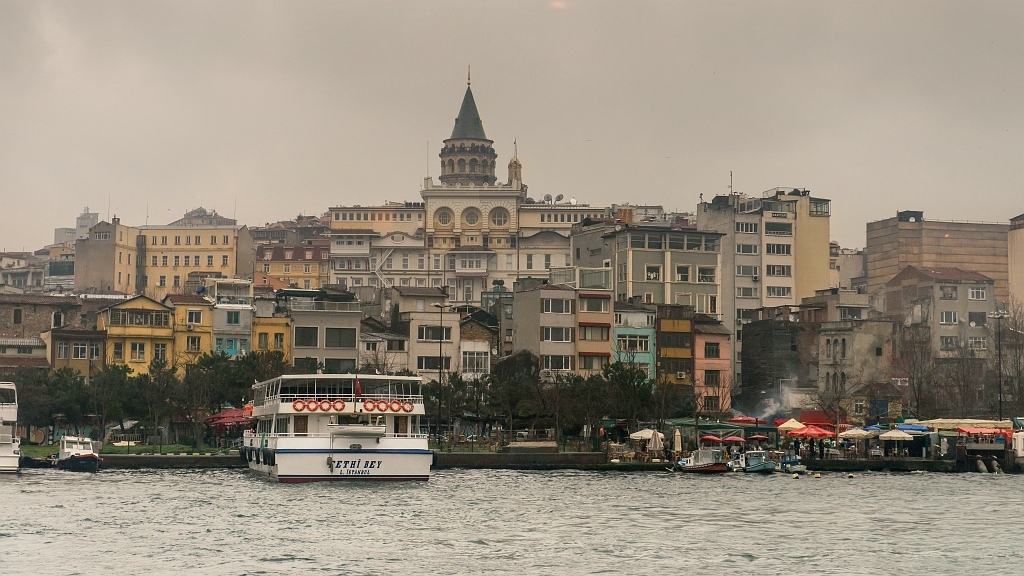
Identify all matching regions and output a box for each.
[988,310,1008,421]
[431,302,453,448]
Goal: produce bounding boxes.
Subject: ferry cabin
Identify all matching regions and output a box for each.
[0,382,19,474]
[243,374,431,482]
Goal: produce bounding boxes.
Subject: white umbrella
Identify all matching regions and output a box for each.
[777,418,805,432]
[629,428,664,441]
[673,428,682,453]
[878,429,913,441]
[648,429,664,452]
[839,428,874,440]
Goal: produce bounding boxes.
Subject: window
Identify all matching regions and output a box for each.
[940,286,957,300]
[130,342,145,362]
[686,236,702,251]
[854,400,865,415]
[648,234,663,249]
[697,267,716,283]
[839,307,862,320]
[618,263,628,282]
[765,243,792,255]
[323,358,355,374]
[579,326,609,341]
[304,263,312,274]
[464,284,473,302]
[71,342,87,360]
[173,275,180,287]
[704,342,720,358]
[675,266,690,282]
[112,342,124,361]
[581,355,609,370]
[226,311,240,325]
[257,333,269,350]
[173,255,180,266]
[543,327,574,342]
[736,265,758,277]
[704,370,721,387]
[294,327,318,347]
[617,334,649,352]
[222,255,229,266]
[88,342,100,360]
[765,265,791,277]
[767,286,792,298]
[158,276,166,287]
[462,351,489,373]
[702,396,720,412]
[211,236,218,245]
[57,341,69,359]
[543,254,551,269]
[417,356,451,370]
[274,333,284,349]
[631,233,646,249]
[969,287,986,301]
[660,332,691,348]
[151,255,158,266]
[543,355,572,371]
[174,236,181,245]
[207,255,214,267]
[187,310,202,324]
[154,343,166,361]
[940,336,958,351]
[736,244,758,255]
[968,312,987,326]
[580,298,609,312]
[435,208,453,226]
[325,328,357,348]
[161,256,168,266]
[543,299,573,313]
[645,266,661,281]
[764,222,792,236]
[737,287,756,298]
[735,222,759,234]
[185,255,192,267]
[968,337,987,350]
[490,208,509,227]
[187,336,201,352]
[417,326,452,341]
[940,311,958,324]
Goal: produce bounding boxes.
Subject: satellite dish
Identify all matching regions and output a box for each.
[555,194,564,202]
[569,197,577,205]
[543,194,552,202]
[969,321,976,327]
[491,347,498,356]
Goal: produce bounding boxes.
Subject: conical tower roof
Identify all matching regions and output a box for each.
[449,86,488,140]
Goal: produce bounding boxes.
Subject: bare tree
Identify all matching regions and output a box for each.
[937,325,987,417]
[894,323,938,418]
[1002,297,1024,417]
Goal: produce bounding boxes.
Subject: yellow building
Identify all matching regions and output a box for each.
[97,295,175,375]
[257,240,330,290]
[253,315,291,359]
[163,294,215,369]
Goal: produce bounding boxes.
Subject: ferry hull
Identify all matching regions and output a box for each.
[0,447,19,474]
[245,447,432,482]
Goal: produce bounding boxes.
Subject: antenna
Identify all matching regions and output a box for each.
[729,170,734,195]
[427,140,430,178]
[467,65,471,86]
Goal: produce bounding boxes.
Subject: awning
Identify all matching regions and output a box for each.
[957,427,1013,442]
[918,418,1013,431]
[205,408,253,427]
[777,418,805,432]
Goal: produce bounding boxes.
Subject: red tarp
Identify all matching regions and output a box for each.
[798,410,845,426]
[957,427,1012,442]
[788,425,833,439]
[205,408,253,427]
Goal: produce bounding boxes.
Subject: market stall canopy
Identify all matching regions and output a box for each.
[895,423,929,432]
[838,428,873,440]
[205,407,252,427]
[700,435,723,443]
[789,425,832,439]
[777,419,805,432]
[664,418,746,431]
[957,427,1013,443]
[629,429,665,441]
[722,435,745,443]
[879,429,914,441]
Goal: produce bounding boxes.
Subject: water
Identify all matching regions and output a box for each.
[1,468,1022,575]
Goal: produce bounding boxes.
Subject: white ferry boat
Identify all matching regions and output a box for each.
[0,382,20,474]
[242,374,432,482]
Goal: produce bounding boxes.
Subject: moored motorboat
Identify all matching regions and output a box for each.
[739,450,777,473]
[779,452,806,473]
[676,448,729,473]
[55,435,101,473]
[0,382,20,474]
[243,374,432,482]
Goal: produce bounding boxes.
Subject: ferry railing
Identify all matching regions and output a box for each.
[243,431,428,439]
[264,394,424,405]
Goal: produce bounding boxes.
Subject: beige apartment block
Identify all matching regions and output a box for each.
[866,210,1008,302]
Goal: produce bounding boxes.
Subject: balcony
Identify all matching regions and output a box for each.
[549,267,613,290]
[285,301,360,313]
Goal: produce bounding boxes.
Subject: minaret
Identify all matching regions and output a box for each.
[439,71,498,185]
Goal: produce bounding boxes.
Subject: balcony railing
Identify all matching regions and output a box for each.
[285,301,360,312]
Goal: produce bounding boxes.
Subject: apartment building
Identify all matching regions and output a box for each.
[693,315,732,414]
[257,240,330,290]
[278,289,361,373]
[96,295,174,375]
[866,210,1009,302]
[696,188,832,386]
[612,301,657,380]
[162,294,214,365]
[0,294,82,338]
[0,337,48,372]
[512,284,577,378]
[253,295,291,358]
[206,279,254,358]
[652,304,695,385]
[41,326,106,378]
[390,286,460,379]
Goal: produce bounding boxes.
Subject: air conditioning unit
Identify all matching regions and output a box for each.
[186,324,194,331]
[752,275,759,282]
[676,371,689,380]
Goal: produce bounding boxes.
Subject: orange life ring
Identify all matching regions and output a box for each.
[306,399,319,412]
[402,400,414,413]
[376,399,389,412]
[332,399,346,411]
[363,399,376,412]
[319,399,332,412]
[389,400,402,412]
[292,399,305,412]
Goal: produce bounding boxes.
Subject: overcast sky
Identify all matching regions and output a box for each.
[2,1,1022,252]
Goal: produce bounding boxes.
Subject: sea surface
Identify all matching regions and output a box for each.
[1,468,1021,575]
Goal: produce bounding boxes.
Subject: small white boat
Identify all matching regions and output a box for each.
[0,382,20,474]
[56,435,101,473]
[676,449,729,473]
[779,452,806,473]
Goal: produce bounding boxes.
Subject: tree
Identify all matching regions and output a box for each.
[894,323,938,417]
[176,364,216,449]
[602,360,652,423]
[88,364,132,440]
[134,357,179,443]
[1001,297,1024,417]
[49,368,89,430]
[486,351,539,437]
[937,325,987,418]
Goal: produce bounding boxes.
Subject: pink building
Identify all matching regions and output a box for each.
[692,315,733,415]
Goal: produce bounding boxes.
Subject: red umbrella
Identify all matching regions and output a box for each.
[722,435,746,443]
[788,425,833,439]
[700,435,723,443]
[747,434,770,441]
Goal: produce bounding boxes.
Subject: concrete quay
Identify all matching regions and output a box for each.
[803,458,956,473]
[100,453,247,470]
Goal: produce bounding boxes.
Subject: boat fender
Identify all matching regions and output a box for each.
[814,473,821,478]
[326,456,334,471]
[319,399,332,412]
[389,400,402,412]
[792,473,799,479]
[363,399,376,412]
[847,473,854,478]
[402,401,414,413]
[255,449,261,464]
[306,399,320,412]
[376,400,389,412]
[975,458,989,473]
[292,399,305,412]
[332,399,346,412]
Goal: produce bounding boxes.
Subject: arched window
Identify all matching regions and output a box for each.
[469,159,478,173]
[825,372,831,388]
[447,159,454,173]
[440,161,447,175]
[840,372,846,392]
[482,160,489,174]
[490,208,509,227]
[825,338,832,358]
[457,159,466,173]
[841,338,847,358]
[832,373,839,392]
